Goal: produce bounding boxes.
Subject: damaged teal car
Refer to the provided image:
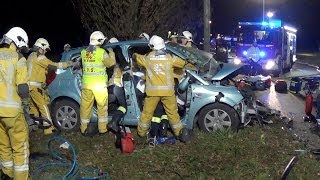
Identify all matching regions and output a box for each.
[47,40,247,134]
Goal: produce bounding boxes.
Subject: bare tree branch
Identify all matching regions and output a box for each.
[70,0,202,40]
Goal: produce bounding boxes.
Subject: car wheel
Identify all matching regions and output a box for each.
[198,103,240,132]
[52,99,80,131]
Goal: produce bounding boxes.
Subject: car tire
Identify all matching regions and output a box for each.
[52,99,80,132]
[198,103,240,132]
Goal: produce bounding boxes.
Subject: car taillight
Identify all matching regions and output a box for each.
[46,72,56,85]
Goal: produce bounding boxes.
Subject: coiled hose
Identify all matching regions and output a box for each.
[32,135,111,180]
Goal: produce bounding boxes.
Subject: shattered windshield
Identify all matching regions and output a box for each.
[166,42,219,74]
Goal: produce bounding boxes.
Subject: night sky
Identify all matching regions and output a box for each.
[1,0,320,54]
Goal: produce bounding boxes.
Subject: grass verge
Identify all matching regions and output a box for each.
[29,122,320,179]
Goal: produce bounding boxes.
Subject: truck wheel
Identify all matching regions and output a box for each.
[52,99,80,131]
[198,103,240,132]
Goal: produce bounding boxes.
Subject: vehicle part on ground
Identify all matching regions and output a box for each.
[198,103,240,132]
[281,117,293,129]
[281,156,298,180]
[275,80,288,93]
[238,75,271,91]
[243,100,280,126]
[255,80,265,91]
[52,99,80,131]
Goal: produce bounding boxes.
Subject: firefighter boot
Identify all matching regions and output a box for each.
[178,128,192,143]
[107,110,124,132]
[159,119,169,137]
[44,126,55,135]
[150,122,160,137]
[80,122,88,134]
[98,122,108,134]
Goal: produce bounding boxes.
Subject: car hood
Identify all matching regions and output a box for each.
[211,63,243,81]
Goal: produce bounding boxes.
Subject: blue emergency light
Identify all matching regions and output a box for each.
[239,19,282,28]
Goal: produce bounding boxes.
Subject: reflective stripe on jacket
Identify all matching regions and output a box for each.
[81,46,115,90]
[27,52,70,89]
[135,51,186,96]
[0,47,28,117]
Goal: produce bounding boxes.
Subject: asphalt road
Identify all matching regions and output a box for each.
[284,61,320,78]
[255,61,320,148]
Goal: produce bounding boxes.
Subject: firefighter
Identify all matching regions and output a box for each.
[80,31,116,135]
[27,38,78,135]
[246,39,260,62]
[0,27,30,179]
[139,32,150,41]
[133,35,185,139]
[245,39,262,75]
[180,31,193,47]
[167,31,179,43]
[108,37,119,44]
[63,43,71,52]
[107,64,128,132]
[106,37,130,132]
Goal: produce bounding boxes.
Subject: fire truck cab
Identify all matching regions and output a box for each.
[233,20,297,76]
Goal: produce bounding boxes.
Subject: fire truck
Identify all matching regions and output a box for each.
[232,20,297,76]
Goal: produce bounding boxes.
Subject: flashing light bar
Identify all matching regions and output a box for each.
[284,25,297,33]
[239,20,282,28]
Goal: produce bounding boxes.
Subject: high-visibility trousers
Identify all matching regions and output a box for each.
[0,113,29,179]
[29,87,52,125]
[138,95,183,137]
[80,88,108,133]
[29,97,39,118]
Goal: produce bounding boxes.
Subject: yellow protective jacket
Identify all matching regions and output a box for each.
[135,51,186,96]
[81,46,115,90]
[0,47,29,117]
[27,52,71,89]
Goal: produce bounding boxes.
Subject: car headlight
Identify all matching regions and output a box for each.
[265,60,275,70]
[259,51,266,57]
[234,58,242,65]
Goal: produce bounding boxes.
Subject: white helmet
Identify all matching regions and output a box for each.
[90,31,106,46]
[64,43,71,50]
[181,31,193,42]
[108,37,119,43]
[139,33,150,40]
[34,38,50,51]
[149,35,165,50]
[3,27,29,48]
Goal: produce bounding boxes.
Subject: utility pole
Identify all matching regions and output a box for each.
[262,0,265,22]
[203,0,211,52]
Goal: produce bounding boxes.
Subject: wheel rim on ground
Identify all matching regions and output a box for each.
[204,109,232,131]
[55,105,78,130]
